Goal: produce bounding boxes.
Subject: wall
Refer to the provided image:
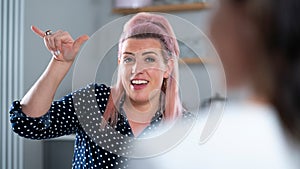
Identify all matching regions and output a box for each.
[23,0,217,168]
[23,1,113,168]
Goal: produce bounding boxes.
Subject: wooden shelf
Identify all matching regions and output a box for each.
[179,57,212,64]
[113,2,209,14]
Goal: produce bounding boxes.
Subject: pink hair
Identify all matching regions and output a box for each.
[102,12,183,127]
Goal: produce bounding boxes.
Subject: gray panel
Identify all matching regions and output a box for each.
[44,140,75,169]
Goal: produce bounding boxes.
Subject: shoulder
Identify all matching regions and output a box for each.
[72,83,111,96]
[72,83,111,120]
[71,83,111,107]
[181,111,196,121]
[85,83,111,92]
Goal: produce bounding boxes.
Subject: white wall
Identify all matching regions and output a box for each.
[23,0,216,168]
[23,1,119,168]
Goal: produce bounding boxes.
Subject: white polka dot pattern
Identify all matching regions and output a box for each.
[10,84,130,168]
[9,83,194,168]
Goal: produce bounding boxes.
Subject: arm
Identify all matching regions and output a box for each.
[10,93,79,139]
[10,83,111,139]
[21,26,89,117]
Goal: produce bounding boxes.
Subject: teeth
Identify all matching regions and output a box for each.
[131,80,148,85]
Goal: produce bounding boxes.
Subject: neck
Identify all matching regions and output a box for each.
[123,95,160,124]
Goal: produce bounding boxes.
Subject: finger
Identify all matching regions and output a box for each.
[52,31,73,57]
[54,38,62,54]
[43,36,55,53]
[45,35,56,52]
[73,35,89,52]
[53,30,64,52]
[57,31,74,52]
[47,31,66,54]
[31,25,45,38]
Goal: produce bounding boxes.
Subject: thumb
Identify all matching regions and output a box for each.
[73,35,89,51]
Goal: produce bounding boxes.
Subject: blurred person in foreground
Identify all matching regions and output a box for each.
[129,0,300,168]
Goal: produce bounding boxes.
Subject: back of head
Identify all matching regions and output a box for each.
[227,0,300,139]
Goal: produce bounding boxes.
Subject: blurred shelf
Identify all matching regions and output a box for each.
[113,2,209,14]
[179,57,212,64]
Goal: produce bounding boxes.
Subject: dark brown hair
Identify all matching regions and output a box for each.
[228,0,300,139]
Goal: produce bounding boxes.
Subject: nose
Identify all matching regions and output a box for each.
[131,60,144,74]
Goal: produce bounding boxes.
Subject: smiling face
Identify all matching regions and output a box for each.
[119,38,170,106]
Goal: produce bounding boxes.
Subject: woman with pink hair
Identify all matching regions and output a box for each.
[9,12,186,168]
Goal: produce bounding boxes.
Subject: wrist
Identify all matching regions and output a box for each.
[47,57,73,80]
[51,56,74,67]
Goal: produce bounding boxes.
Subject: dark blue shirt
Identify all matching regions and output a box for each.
[9,83,194,169]
[10,83,166,169]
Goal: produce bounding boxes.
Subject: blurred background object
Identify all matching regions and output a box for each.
[114,0,153,8]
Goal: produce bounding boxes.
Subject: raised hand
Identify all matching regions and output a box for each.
[31,25,89,62]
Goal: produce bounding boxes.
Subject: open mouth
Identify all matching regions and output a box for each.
[131,79,149,85]
[131,79,149,90]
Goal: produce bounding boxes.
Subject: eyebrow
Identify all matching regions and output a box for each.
[142,51,159,56]
[122,51,135,56]
[122,51,159,56]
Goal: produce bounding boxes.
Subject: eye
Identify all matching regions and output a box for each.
[123,56,134,64]
[145,57,155,63]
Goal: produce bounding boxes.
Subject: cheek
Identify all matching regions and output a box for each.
[149,69,165,84]
[160,62,170,78]
[119,66,130,86]
[119,65,130,75]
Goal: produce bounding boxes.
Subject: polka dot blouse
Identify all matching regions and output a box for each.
[9,83,193,169]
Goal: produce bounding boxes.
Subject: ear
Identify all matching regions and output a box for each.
[164,59,174,78]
